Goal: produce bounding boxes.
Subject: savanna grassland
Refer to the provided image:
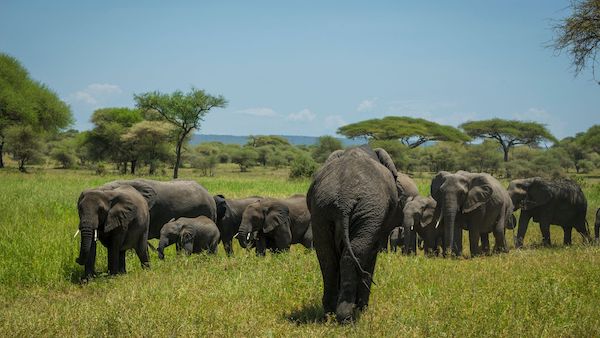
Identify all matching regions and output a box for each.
[1,166,599,337]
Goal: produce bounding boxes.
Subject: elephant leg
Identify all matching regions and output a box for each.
[107,243,120,275]
[563,226,572,246]
[223,240,233,256]
[377,235,388,253]
[515,212,532,248]
[135,237,150,269]
[356,248,377,311]
[255,236,266,257]
[480,233,490,255]
[337,247,359,322]
[540,223,551,246]
[573,220,591,243]
[492,229,508,253]
[313,219,339,315]
[84,240,97,279]
[468,230,481,257]
[118,251,126,274]
[408,230,417,254]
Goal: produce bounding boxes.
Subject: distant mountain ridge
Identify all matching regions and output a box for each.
[191,134,364,146]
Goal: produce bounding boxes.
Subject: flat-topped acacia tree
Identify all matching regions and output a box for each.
[337,116,470,148]
[135,88,227,179]
[460,119,557,162]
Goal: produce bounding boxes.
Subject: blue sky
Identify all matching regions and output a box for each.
[1,1,598,138]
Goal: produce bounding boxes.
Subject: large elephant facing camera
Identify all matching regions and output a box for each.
[76,186,150,279]
[307,146,400,323]
[100,179,216,240]
[237,195,312,255]
[508,177,591,247]
[431,170,513,257]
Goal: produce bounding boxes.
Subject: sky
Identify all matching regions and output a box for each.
[1,1,598,139]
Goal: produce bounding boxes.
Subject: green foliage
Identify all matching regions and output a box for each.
[121,120,174,175]
[580,125,600,153]
[503,146,565,179]
[0,53,72,168]
[338,116,469,148]
[312,136,343,163]
[460,119,557,162]
[189,144,220,176]
[231,147,259,172]
[551,0,600,77]
[134,88,227,178]
[4,125,43,171]
[463,140,503,174]
[247,135,290,147]
[289,154,318,178]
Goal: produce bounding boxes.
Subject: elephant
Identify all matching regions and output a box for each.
[402,195,445,256]
[431,170,513,257]
[378,172,420,253]
[388,227,402,252]
[508,177,591,247]
[306,145,400,322]
[595,208,600,242]
[157,216,220,259]
[100,179,216,240]
[213,195,261,256]
[75,185,150,280]
[237,195,312,255]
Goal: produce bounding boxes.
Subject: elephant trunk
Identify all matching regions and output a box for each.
[76,227,95,265]
[441,199,457,256]
[401,214,415,255]
[157,237,169,260]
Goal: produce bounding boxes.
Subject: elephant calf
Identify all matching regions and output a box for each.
[157,216,220,259]
[403,195,444,256]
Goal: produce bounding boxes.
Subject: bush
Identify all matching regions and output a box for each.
[95,163,107,176]
[289,155,318,178]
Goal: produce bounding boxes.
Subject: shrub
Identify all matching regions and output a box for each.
[289,154,318,178]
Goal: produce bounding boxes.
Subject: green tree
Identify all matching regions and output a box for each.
[369,139,408,171]
[463,140,503,174]
[289,154,319,178]
[122,120,174,175]
[247,135,290,147]
[312,136,343,163]
[551,0,600,79]
[460,119,557,162]
[5,125,43,172]
[85,107,143,173]
[338,116,469,148]
[134,88,227,178]
[231,147,259,172]
[580,124,600,153]
[0,53,72,168]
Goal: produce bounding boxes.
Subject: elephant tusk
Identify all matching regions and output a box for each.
[246,233,251,241]
[94,229,98,242]
[233,232,239,239]
[435,216,442,229]
[73,229,80,238]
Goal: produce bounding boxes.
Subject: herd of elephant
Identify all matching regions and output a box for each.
[75,145,600,323]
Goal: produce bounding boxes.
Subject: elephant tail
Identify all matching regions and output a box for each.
[339,214,373,289]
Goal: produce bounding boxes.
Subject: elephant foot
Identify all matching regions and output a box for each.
[336,301,356,324]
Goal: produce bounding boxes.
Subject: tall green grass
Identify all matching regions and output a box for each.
[0,168,598,336]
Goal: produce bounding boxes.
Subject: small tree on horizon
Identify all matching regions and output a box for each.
[460,119,557,162]
[134,88,227,179]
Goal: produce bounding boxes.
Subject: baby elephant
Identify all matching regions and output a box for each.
[157,216,220,259]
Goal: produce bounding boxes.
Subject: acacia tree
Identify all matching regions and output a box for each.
[121,120,174,175]
[460,119,557,162]
[551,0,600,80]
[135,88,227,179]
[0,53,72,168]
[337,116,469,148]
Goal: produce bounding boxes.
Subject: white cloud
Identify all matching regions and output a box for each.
[288,108,316,121]
[357,98,377,112]
[324,115,347,128]
[70,83,123,106]
[235,107,279,117]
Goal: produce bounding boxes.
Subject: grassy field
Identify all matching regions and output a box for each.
[0,166,599,337]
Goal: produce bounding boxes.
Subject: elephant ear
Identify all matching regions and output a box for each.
[420,203,435,228]
[373,148,398,178]
[105,189,138,233]
[213,194,228,221]
[463,176,493,213]
[125,180,158,209]
[430,171,450,201]
[263,202,290,233]
[524,180,552,210]
[180,227,193,244]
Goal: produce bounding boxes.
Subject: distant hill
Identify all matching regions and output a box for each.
[191,134,364,146]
